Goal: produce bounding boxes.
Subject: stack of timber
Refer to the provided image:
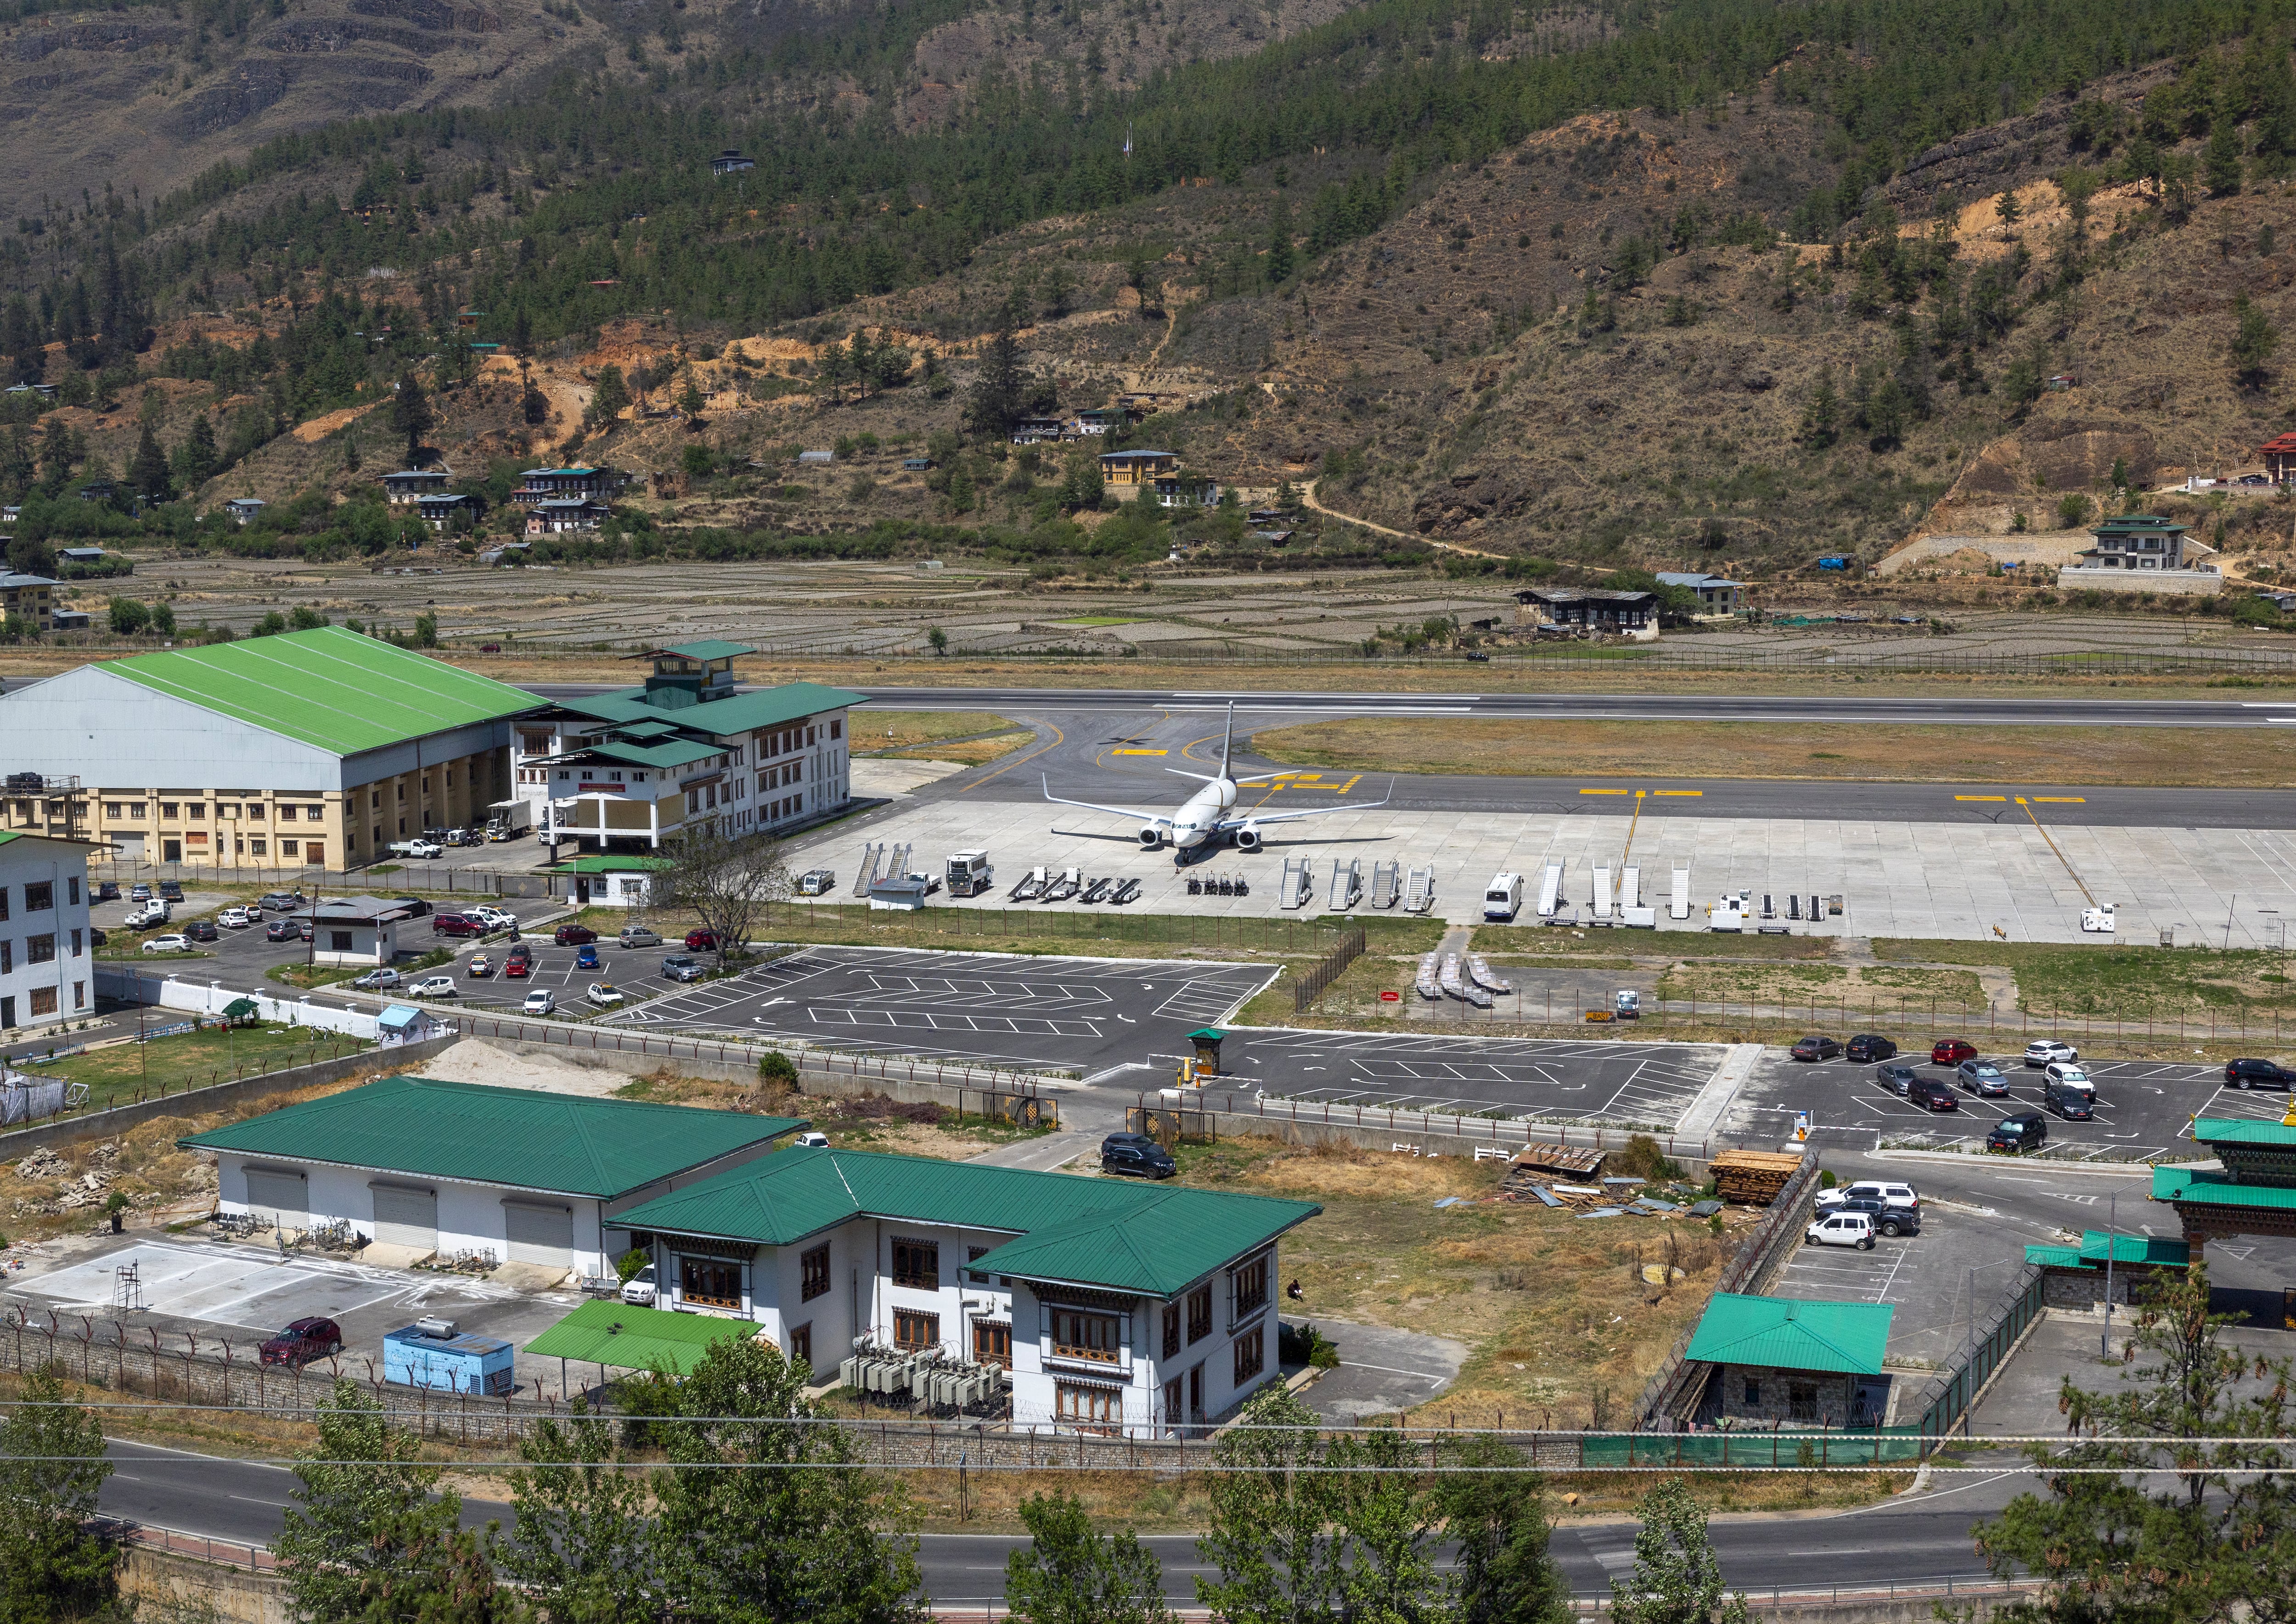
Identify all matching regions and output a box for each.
[1709,1149,1805,1206]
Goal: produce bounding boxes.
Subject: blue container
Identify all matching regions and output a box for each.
[383,1324,515,1396]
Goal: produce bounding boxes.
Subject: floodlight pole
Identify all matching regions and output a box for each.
[2101,1190,2117,1362]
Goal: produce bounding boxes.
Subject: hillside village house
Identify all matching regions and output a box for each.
[1655,571,1747,616]
[610,1144,1321,1434]
[511,466,632,507]
[380,469,453,504]
[1514,586,1658,638]
[0,573,56,632]
[2262,432,2296,483]
[2070,514,2200,570]
[512,643,860,851]
[1101,449,1178,487]
[526,498,609,536]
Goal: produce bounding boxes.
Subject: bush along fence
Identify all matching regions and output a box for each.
[1294,926,1367,1013]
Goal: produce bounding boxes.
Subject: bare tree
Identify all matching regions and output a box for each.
[662,826,791,969]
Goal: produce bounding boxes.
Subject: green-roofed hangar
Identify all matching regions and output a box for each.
[179,1076,809,1279]
[608,1145,1320,1435]
[0,627,546,871]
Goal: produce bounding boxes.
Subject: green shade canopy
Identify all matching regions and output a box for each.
[527,1298,758,1373]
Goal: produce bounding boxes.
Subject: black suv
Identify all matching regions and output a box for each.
[1835,1192,1920,1237]
[1988,1111,2048,1153]
[1907,1076,1960,1112]
[2224,1058,2295,1090]
[1100,1133,1176,1179]
[182,919,219,943]
[1875,1063,1919,1097]
[1846,1034,1897,1063]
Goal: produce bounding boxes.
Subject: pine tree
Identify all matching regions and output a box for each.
[389,368,434,465]
[129,419,173,504]
[174,413,218,491]
[966,316,1029,439]
[1266,197,1295,284]
[1994,189,2022,224]
[2206,122,2244,194]
[1799,371,1840,447]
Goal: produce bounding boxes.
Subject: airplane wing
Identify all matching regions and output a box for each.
[1216,781,1393,828]
[1042,776,1175,826]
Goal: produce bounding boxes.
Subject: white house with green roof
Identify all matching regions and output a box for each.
[0,627,546,871]
[179,1075,810,1277]
[512,642,863,853]
[610,1145,1321,1436]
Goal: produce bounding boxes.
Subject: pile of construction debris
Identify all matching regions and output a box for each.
[1497,1145,1721,1220]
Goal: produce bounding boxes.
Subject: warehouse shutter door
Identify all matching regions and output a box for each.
[503,1200,574,1267]
[370,1184,438,1251]
[243,1167,307,1227]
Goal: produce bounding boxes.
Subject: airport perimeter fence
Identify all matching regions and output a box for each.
[1908,1264,2048,1445]
[1293,926,1367,1012]
[89,857,560,899]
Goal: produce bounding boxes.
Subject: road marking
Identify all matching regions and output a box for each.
[2032,797,2087,804]
[1954,795,2008,802]
[1653,789,1702,797]
[1579,788,1629,796]
[1111,748,1167,756]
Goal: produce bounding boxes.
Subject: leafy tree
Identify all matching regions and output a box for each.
[107,597,149,635]
[663,825,790,967]
[9,534,57,578]
[1609,1479,1750,1624]
[2233,293,2279,389]
[129,420,173,505]
[151,601,175,636]
[0,1367,119,1624]
[389,368,434,465]
[1440,1433,1573,1624]
[523,378,550,426]
[653,1337,926,1624]
[414,611,439,647]
[1324,1424,1448,1622]
[495,1406,658,1624]
[1197,1386,1342,1623]
[1004,1490,1175,1624]
[927,625,949,655]
[2056,493,2092,529]
[253,611,288,637]
[290,606,329,630]
[1974,1263,2296,1623]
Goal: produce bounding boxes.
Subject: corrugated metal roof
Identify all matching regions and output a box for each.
[104,628,545,756]
[614,1147,1319,1297]
[1683,1293,1892,1375]
[526,1299,757,1372]
[558,680,867,742]
[2190,1116,2296,1148]
[180,1076,806,1198]
[2154,1167,2296,1211]
[647,640,756,662]
[2024,1243,2089,1269]
[2078,1230,2189,1266]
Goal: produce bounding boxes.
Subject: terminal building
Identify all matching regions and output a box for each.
[0,627,545,871]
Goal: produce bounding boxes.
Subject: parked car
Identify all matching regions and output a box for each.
[94,881,121,902]
[797,870,836,897]
[265,919,302,942]
[1988,1110,2049,1153]
[350,968,402,991]
[466,955,494,979]
[618,925,662,948]
[129,883,152,902]
[1930,1038,1978,1066]
[1845,1034,1897,1063]
[660,954,705,983]
[258,1317,343,1367]
[554,924,598,946]
[183,920,219,943]
[1956,1059,2010,1096]
[2024,1039,2078,1067]
[158,880,184,902]
[586,982,624,1007]
[433,914,486,938]
[1875,1063,1919,1097]
[258,890,304,913]
[1817,1180,1919,1215]
[1804,1211,1875,1250]
[1908,1076,1960,1111]
[685,928,720,952]
[1790,1034,1842,1062]
[1100,1132,1177,1179]
[503,946,534,977]
[2224,1057,2296,1090]
[219,907,254,930]
[1835,1192,1920,1237]
[574,943,601,971]
[791,1131,830,1148]
[388,840,444,860]
[471,907,516,932]
[392,897,432,919]
[408,975,459,998]
[522,989,556,1016]
[2043,1072,2096,1119]
[141,933,191,953]
[620,1265,658,1307]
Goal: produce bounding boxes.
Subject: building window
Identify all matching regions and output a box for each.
[678,1256,743,1309]
[187,804,203,819]
[329,931,353,953]
[1187,1285,1212,1345]
[28,986,57,1017]
[974,1321,1012,1366]
[801,1244,831,1302]
[69,929,81,957]
[66,877,77,905]
[25,934,54,965]
[788,1322,812,1367]
[160,803,177,820]
[278,805,297,821]
[104,803,122,818]
[23,881,51,913]
[1743,1378,1761,1406]
[0,942,11,973]
[1233,1325,1265,1386]
[248,804,264,821]
[830,720,841,739]
[1052,1308,1122,1365]
[0,890,8,922]
[72,981,84,1010]
[1232,1255,1269,1320]
[894,1309,940,1351]
[251,840,267,856]
[1055,1382,1120,1431]
[891,1237,939,1289]
[129,803,145,818]
[282,841,299,857]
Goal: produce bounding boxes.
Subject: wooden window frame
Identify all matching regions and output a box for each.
[1231,1254,1270,1324]
[1055,1381,1122,1433]
[894,1309,940,1352]
[1233,1325,1265,1386]
[1162,1303,1181,1359]
[1051,1307,1123,1366]
[677,1255,743,1310]
[973,1320,1012,1367]
[1186,1284,1212,1345]
[891,1237,939,1290]
[800,1243,832,1302]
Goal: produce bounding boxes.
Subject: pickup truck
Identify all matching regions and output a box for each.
[388,840,444,860]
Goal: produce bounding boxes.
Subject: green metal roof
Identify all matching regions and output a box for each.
[642,640,756,663]
[1683,1293,1893,1376]
[2190,1116,2296,1148]
[613,1147,1320,1298]
[180,1076,808,1198]
[559,681,868,743]
[2026,1231,2191,1271]
[103,628,545,756]
[557,856,676,873]
[586,738,723,771]
[526,1299,757,1372]
[2023,1244,2089,1269]
[2153,1166,2296,1211]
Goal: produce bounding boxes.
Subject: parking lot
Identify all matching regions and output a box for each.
[1746,1043,2293,1162]
[1770,1205,2026,1372]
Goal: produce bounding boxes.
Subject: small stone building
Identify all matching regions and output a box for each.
[2023,1229,2190,1308]
[1684,1293,1894,1428]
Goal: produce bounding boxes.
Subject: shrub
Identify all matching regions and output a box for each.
[758,1050,798,1088]
[1609,1132,1684,1181]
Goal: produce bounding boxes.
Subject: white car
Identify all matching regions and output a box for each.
[1804,1211,1876,1250]
[218,907,254,930]
[791,1130,830,1149]
[1815,1180,1919,1215]
[408,975,459,999]
[620,1264,658,1306]
[472,907,518,931]
[2044,1061,2090,1087]
[522,989,556,1015]
[585,982,624,1007]
[351,968,402,990]
[2025,1039,2078,1067]
[141,933,191,953]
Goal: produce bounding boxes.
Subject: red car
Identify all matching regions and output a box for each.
[259,1317,343,1367]
[554,923,598,946]
[504,946,534,977]
[685,928,719,951]
[433,913,486,938]
[1930,1038,1978,1066]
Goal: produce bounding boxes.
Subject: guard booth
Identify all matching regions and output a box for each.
[1188,1028,1226,1079]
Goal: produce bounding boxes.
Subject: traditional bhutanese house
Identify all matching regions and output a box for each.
[2152,1116,2296,1255]
[1683,1293,1895,1428]
[2022,1229,2190,1308]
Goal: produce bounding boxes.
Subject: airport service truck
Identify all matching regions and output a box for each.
[946,851,995,897]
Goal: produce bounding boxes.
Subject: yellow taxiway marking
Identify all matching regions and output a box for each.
[1111,748,1167,756]
[1955,795,2008,802]
[1652,789,1702,797]
[1579,788,1630,795]
[2031,796,2087,804]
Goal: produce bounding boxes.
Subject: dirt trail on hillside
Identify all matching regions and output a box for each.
[1301,479,1500,558]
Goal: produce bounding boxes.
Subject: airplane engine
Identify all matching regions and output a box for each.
[1138,826,1165,849]
[1234,823,1263,853]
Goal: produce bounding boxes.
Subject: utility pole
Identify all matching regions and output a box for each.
[2101,1190,2117,1362]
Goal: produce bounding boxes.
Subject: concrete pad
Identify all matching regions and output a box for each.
[850,758,972,798]
[18,1241,403,1331]
[1294,1317,1469,1422]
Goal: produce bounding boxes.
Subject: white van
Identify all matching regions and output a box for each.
[1483,872,1524,922]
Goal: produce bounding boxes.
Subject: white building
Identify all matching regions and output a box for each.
[512,643,861,853]
[307,896,408,967]
[0,831,96,1036]
[612,1145,1320,1434]
[183,1075,808,1275]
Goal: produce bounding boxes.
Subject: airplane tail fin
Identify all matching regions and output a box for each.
[1221,700,1235,780]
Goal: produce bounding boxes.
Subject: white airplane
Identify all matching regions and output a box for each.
[1043,702,1389,863]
